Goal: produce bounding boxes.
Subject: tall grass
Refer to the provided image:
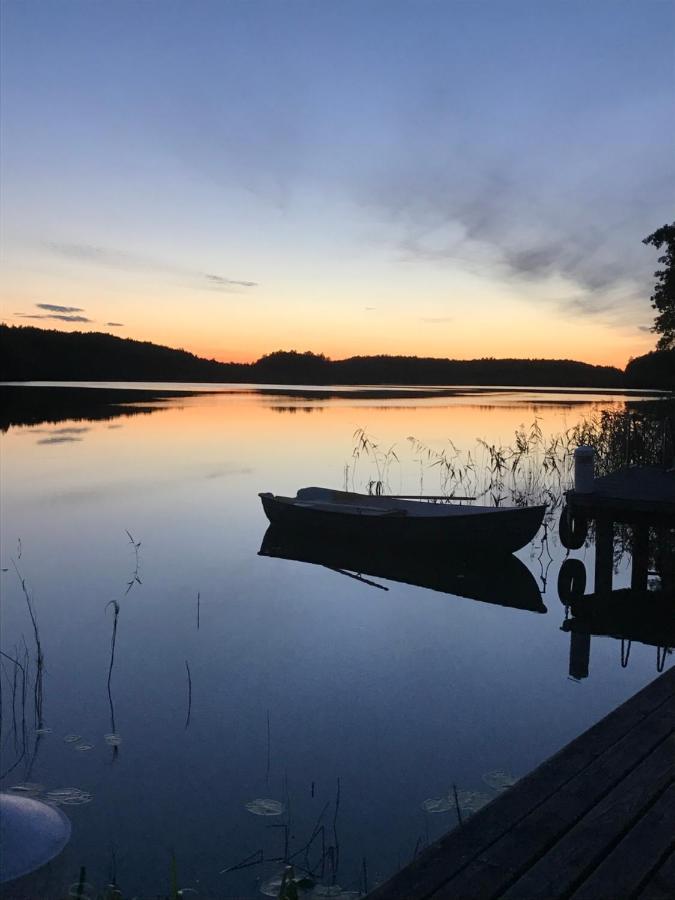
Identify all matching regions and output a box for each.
[346,420,575,515]
[570,402,674,475]
[345,402,674,515]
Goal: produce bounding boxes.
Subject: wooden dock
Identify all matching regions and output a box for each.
[560,466,675,595]
[565,466,675,526]
[367,666,675,899]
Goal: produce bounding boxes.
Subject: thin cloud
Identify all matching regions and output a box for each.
[106,322,125,327]
[205,273,257,288]
[15,312,92,323]
[48,242,146,269]
[47,241,257,291]
[358,155,668,321]
[37,303,85,313]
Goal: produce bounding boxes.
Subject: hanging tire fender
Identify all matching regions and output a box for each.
[559,505,588,550]
[558,557,587,605]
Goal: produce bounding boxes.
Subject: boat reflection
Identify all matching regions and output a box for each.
[259,526,546,613]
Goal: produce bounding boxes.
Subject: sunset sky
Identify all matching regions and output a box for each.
[1,0,673,367]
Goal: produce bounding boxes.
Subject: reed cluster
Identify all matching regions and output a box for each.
[345,402,674,516]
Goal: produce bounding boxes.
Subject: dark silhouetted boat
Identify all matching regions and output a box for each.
[259,487,546,555]
[258,525,546,612]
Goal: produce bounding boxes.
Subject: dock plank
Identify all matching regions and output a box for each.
[569,782,675,900]
[430,705,675,899]
[366,667,675,900]
[637,848,675,900]
[497,736,675,900]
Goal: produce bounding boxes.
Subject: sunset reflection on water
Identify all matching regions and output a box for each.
[0,384,668,899]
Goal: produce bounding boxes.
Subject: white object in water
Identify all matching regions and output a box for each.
[0,792,71,883]
[574,446,595,493]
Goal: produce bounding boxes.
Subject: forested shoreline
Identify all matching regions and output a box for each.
[1,324,672,389]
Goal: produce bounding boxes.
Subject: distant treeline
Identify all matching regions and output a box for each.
[1,324,672,389]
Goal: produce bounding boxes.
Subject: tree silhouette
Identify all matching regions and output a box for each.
[643,222,675,350]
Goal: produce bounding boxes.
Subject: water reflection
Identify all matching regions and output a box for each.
[36,436,84,445]
[562,587,675,677]
[0,384,670,898]
[0,385,193,432]
[259,526,546,613]
[558,524,675,679]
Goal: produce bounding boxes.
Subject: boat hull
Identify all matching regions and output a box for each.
[259,492,545,555]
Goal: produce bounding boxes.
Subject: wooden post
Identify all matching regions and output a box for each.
[631,526,649,592]
[569,631,591,680]
[594,518,613,595]
[655,527,674,593]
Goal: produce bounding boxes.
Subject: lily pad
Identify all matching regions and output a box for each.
[45,788,92,806]
[455,790,492,814]
[260,873,284,896]
[63,734,81,743]
[482,770,519,792]
[59,792,93,806]
[421,796,453,814]
[259,869,312,896]
[8,783,43,797]
[104,733,122,746]
[245,798,284,816]
[75,743,94,752]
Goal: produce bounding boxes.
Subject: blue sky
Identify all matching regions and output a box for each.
[1,0,673,364]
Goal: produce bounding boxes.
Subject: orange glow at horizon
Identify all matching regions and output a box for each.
[170,320,654,371]
[2,264,657,371]
[1,311,653,370]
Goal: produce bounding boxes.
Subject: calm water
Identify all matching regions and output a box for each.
[0,385,670,898]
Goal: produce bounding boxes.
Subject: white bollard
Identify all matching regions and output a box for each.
[574,446,595,493]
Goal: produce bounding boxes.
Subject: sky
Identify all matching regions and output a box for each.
[1,0,673,367]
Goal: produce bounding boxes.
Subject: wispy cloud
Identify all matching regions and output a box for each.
[14,303,124,328]
[15,312,92,323]
[357,153,669,322]
[47,241,257,291]
[49,242,149,270]
[205,273,257,288]
[37,303,85,313]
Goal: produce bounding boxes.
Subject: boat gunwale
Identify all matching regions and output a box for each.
[259,489,547,519]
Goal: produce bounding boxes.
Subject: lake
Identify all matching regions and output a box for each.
[0,384,671,899]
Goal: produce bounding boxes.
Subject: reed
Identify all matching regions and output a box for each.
[347,402,674,516]
[184,660,192,730]
[11,559,44,728]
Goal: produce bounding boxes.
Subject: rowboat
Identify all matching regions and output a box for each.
[259,487,546,554]
[259,526,546,612]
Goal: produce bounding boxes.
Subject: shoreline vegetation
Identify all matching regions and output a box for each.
[2,324,673,390]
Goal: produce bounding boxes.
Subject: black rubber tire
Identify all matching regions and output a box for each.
[559,505,588,550]
[557,557,587,605]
